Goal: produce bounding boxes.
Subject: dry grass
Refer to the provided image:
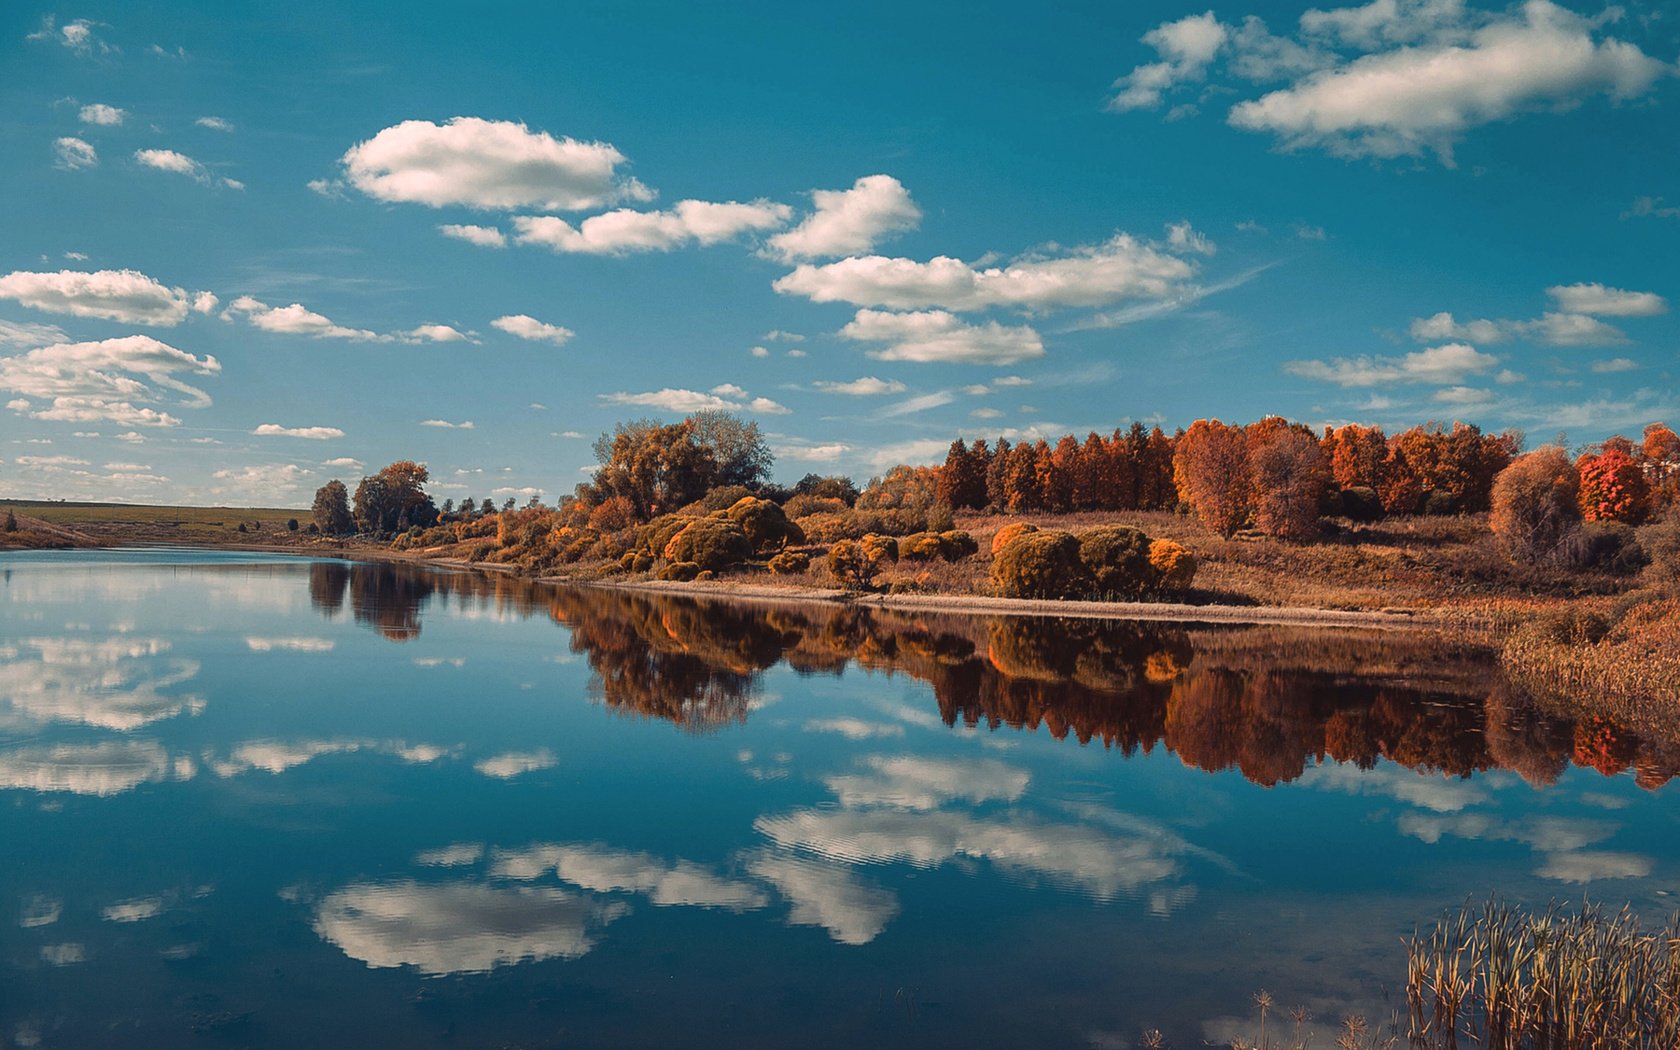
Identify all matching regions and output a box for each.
[3,500,312,548]
[1502,595,1680,739]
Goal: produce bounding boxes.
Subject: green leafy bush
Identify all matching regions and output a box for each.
[1077,525,1157,598]
[827,539,888,589]
[662,518,751,571]
[989,530,1088,599]
[939,530,978,560]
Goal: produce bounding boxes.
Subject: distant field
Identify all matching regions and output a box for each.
[4,500,306,535]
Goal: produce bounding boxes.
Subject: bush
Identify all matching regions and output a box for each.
[990,521,1039,557]
[989,530,1089,599]
[899,532,946,561]
[795,511,863,544]
[827,539,883,590]
[1338,486,1383,522]
[693,485,757,514]
[588,496,638,533]
[859,533,898,565]
[939,530,978,560]
[305,522,319,535]
[662,518,751,571]
[1078,525,1157,598]
[784,494,848,520]
[632,552,655,573]
[1640,509,1680,588]
[1422,490,1457,516]
[636,514,700,557]
[286,518,299,532]
[1490,448,1582,564]
[1148,539,1197,591]
[658,561,701,582]
[695,569,715,582]
[726,497,804,554]
[768,550,810,575]
[1577,522,1648,575]
[618,551,638,572]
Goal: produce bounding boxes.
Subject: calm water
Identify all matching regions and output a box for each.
[1,550,1676,1048]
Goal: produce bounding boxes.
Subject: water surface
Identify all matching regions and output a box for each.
[2,550,1675,1048]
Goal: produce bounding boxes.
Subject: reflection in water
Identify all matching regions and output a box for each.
[303,561,1680,788]
[311,880,628,975]
[0,637,204,731]
[0,740,189,795]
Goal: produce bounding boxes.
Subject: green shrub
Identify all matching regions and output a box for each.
[827,539,885,590]
[1148,539,1197,591]
[858,533,898,565]
[637,514,700,557]
[658,561,701,582]
[286,518,299,532]
[662,518,751,571]
[990,521,1038,557]
[989,530,1089,599]
[767,550,810,575]
[1422,489,1457,516]
[1077,525,1157,598]
[1577,521,1648,575]
[939,530,978,560]
[726,497,804,554]
[899,532,946,561]
[1339,486,1383,522]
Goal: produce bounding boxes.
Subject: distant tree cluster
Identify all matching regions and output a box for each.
[581,410,774,518]
[936,424,1179,515]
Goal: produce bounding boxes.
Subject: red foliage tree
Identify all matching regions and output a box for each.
[1577,444,1651,524]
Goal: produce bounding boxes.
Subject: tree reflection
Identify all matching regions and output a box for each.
[301,562,1680,787]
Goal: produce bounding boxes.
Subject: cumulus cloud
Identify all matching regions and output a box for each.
[512,199,792,255]
[210,463,314,499]
[420,419,474,429]
[312,880,626,975]
[133,149,241,189]
[1546,282,1667,317]
[774,233,1195,312]
[1408,311,1510,344]
[1286,342,1499,386]
[493,843,769,911]
[0,741,181,796]
[253,423,344,440]
[29,17,113,56]
[811,377,908,396]
[0,637,204,731]
[223,296,381,341]
[474,750,556,779]
[78,103,125,125]
[53,137,98,170]
[491,314,574,345]
[438,223,506,248]
[339,117,649,211]
[767,175,921,261]
[773,442,852,462]
[195,116,234,132]
[0,268,207,325]
[0,334,219,427]
[601,386,790,415]
[1516,311,1627,347]
[1109,11,1231,111]
[838,309,1045,365]
[744,852,900,945]
[1227,2,1669,163]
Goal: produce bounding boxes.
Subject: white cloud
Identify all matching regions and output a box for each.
[1591,357,1638,373]
[53,137,98,170]
[773,442,852,462]
[744,852,900,945]
[29,17,113,56]
[0,741,181,796]
[101,897,166,923]
[490,314,574,345]
[1517,311,1627,347]
[223,296,382,341]
[0,319,69,348]
[322,457,363,471]
[774,233,1195,312]
[1110,11,1231,111]
[1432,385,1496,407]
[243,637,335,652]
[474,750,556,779]
[195,116,234,132]
[0,269,204,325]
[512,198,791,255]
[339,117,648,211]
[421,419,474,429]
[811,377,908,396]
[749,345,770,358]
[78,103,125,126]
[1298,0,1471,50]
[0,637,205,731]
[401,324,473,343]
[133,149,240,189]
[601,387,790,415]
[16,455,91,466]
[1228,2,1669,163]
[1408,311,1509,344]
[253,423,344,440]
[493,843,769,911]
[1546,282,1667,317]
[312,880,626,975]
[209,463,314,498]
[1286,342,1499,386]
[839,310,1045,365]
[824,756,1029,810]
[438,223,506,248]
[767,175,921,261]
[0,335,219,428]
[804,718,905,740]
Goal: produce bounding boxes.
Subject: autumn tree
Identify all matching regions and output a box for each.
[353,462,437,534]
[1325,424,1387,491]
[311,480,354,535]
[935,439,987,510]
[1642,423,1680,509]
[1174,419,1252,536]
[1250,427,1326,540]
[687,409,773,488]
[590,419,719,518]
[985,438,1012,509]
[1490,448,1581,562]
[1577,443,1651,524]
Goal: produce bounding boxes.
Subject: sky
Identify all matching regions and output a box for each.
[0,0,1676,507]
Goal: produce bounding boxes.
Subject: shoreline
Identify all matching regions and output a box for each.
[8,537,1468,631]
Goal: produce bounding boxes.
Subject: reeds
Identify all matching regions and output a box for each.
[1406,897,1680,1049]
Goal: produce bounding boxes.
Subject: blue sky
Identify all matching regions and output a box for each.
[0,0,1676,507]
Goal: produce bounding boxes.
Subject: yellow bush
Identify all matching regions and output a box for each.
[990,521,1039,557]
[1148,539,1197,591]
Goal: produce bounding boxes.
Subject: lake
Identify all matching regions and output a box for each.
[1,549,1675,1048]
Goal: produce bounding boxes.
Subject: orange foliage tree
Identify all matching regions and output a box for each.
[1173,419,1252,536]
[1577,444,1651,524]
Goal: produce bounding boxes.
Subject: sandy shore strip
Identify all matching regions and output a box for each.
[574,576,1442,630]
